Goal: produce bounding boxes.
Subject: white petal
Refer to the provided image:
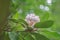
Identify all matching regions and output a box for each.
[25,13,40,27]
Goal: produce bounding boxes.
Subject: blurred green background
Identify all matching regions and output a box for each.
[0,0,60,40]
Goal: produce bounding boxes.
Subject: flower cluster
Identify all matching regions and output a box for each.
[25,13,40,27]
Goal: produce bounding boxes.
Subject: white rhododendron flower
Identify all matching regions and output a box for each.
[25,13,40,28]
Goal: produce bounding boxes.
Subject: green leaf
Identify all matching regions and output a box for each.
[40,30,60,40]
[8,32,30,40]
[12,12,19,19]
[31,33,49,40]
[8,32,20,40]
[3,32,10,40]
[17,32,35,40]
[34,20,54,28]
[9,19,28,27]
[24,33,35,40]
[11,24,25,31]
[19,19,28,27]
[9,19,18,23]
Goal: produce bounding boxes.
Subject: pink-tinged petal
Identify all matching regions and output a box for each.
[25,13,40,27]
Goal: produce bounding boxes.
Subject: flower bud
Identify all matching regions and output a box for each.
[25,13,40,27]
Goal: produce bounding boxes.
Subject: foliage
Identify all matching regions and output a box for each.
[2,0,60,40]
